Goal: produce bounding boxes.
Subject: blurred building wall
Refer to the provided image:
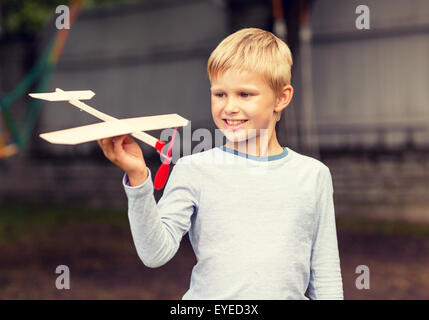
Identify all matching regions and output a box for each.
[310,0,429,149]
[302,0,429,222]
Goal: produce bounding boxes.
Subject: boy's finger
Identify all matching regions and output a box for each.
[115,135,127,143]
[97,139,107,153]
[102,137,115,160]
[97,139,107,150]
[112,135,127,148]
[113,135,127,157]
[123,135,135,144]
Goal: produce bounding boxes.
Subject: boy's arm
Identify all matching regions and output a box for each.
[123,158,198,268]
[308,166,344,300]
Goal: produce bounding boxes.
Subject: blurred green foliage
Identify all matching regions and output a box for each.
[0,0,145,37]
[1,0,67,36]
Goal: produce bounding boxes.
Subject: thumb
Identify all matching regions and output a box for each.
[123,134,135,145]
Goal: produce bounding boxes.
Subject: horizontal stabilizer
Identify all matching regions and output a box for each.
[29,90,95,101]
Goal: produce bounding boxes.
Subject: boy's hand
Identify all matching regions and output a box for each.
[97,135,148,186]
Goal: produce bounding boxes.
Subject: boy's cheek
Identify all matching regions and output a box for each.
[211,103,221,118]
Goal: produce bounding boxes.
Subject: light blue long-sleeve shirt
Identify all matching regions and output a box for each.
[123,146,343,299]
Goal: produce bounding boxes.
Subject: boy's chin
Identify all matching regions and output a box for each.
[222,129,247,142]
[222,128,258,143]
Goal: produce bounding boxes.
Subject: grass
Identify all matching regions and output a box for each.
[337,216,429,238]
[0,204,128,244]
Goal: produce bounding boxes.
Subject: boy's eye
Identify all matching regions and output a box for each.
[214,93,225,98]
[240,92,251,98]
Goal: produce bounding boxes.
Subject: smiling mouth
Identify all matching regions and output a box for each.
[222,119,247,129]
[223,119,248,126]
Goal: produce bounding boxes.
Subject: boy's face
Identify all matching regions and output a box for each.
[210,69,286,149]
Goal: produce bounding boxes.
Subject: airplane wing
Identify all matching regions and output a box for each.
[40,114,189,145]
[29,90,95,101]
[120,114,188,130]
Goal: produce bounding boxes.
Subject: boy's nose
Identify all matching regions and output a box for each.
[224,98,240,114]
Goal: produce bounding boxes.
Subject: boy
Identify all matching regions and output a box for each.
[98,28,343,299]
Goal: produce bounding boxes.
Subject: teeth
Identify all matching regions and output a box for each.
[226,120,246,125]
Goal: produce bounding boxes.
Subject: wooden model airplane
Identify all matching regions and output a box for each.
[29,88,188,189]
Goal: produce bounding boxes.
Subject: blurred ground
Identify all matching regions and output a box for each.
[0,205,428,300]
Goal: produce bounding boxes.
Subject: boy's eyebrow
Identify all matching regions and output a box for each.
[210,85,260,91]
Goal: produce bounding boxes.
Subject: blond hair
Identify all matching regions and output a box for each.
[207,28,293,96]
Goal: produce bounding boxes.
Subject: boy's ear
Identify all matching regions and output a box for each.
[275,85,294,113]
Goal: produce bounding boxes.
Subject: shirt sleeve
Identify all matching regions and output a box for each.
[123,159,199,268]
[308,166,344,300]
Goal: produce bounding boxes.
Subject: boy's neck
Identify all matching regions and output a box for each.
[224,132,284,157]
